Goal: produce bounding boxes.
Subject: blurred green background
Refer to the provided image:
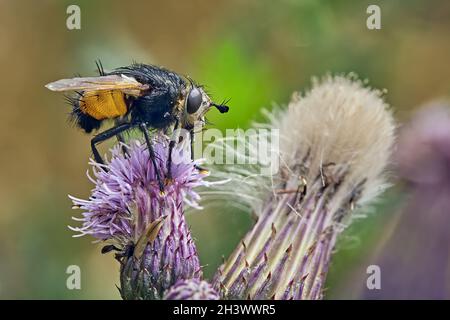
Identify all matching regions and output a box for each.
[0,0,449,299]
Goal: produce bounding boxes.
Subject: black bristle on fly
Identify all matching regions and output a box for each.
[65,93,101,133]
[95,59,106,76]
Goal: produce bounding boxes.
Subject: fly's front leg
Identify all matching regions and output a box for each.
[190,128,208,174]
[190,129,195,161]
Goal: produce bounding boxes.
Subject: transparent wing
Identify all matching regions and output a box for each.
[45,75,149,96]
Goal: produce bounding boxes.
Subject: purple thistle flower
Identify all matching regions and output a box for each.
[164,279,220,300]
[70,138,208,299]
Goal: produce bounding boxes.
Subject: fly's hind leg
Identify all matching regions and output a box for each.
[91,122,133,166]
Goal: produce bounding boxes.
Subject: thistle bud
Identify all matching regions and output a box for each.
[70,138,208,299]
[210,75,395,299]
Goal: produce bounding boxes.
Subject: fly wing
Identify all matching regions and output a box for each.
[45,75,149,96]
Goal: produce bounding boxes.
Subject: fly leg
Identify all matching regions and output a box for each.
[166,118,180,181]
[115,119,129,157]
[190,128,208,174]
[91,122,133,165]
[139,123,165,193]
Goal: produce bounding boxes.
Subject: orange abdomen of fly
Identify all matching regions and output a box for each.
[79,90,128,120]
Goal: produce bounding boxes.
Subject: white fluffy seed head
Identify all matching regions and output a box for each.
[272,75,395,206]
[203,74,395,215]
